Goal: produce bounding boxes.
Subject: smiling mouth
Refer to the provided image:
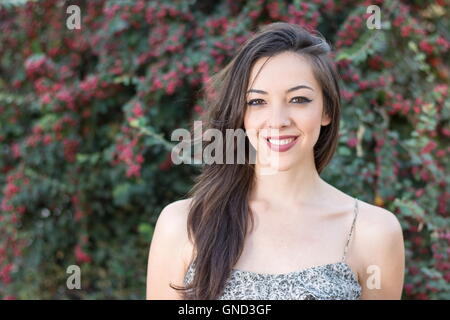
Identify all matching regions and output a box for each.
[264,136,300,152]
[266,137,296,145]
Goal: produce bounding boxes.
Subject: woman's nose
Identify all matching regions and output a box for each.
[268,105,291,128]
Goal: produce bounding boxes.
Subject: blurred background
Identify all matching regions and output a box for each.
[0,0,448,299]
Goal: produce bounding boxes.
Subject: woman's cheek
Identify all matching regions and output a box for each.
[244,116,263,151]
[301,107,322,130]
[303,119,323,147]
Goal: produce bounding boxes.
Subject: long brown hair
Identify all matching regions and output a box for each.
[172,22,342,299]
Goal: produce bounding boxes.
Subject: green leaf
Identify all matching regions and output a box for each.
[338,146,351,156]
[138,223,154,241]
[37,114,58,131]
[112,183,131,206]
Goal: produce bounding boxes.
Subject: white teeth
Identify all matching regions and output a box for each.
[268,138,294,145]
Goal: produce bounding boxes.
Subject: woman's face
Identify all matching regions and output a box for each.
[244,51,330,173]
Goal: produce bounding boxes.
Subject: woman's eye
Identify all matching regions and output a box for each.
[246,99,265,106]
[292,96,312,104]
[246,97,312,106]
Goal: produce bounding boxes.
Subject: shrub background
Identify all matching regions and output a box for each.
[0,0,449,299]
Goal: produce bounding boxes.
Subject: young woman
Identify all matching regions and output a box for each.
[146,22,405,300]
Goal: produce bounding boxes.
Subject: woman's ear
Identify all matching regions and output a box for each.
[321,110,331,126]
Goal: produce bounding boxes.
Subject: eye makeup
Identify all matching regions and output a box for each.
[246,96,312,106]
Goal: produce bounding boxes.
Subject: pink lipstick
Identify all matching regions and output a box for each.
[264,135,299,152]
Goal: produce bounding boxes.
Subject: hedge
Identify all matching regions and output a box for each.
[0,0,449,299]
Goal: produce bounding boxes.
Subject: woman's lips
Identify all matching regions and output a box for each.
[264,135,300,152]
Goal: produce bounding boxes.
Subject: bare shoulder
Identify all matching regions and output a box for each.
[326,185,403,250]
[355,199,404,244]
[352,198,405,299]
[157,198,193,235]
[154,197,195,265]
[146,197,195,299]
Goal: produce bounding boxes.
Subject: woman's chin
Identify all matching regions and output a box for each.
[256,159,297,175]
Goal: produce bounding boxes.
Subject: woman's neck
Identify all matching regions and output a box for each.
[251,158,328,212]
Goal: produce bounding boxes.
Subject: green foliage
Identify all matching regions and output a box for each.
[0,0,448,300]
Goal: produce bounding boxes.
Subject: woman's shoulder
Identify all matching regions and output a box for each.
[328,185,401,235]
[351,197,404,277]
[329,183,401,235]
[354,198,403,239]
[159,197,193,220]
[155,198,193,241]
[146,198,195,298]
[350,198,405,298]
[155,197,195,266]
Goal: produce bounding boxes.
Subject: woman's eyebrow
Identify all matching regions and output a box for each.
[246,85,314,94]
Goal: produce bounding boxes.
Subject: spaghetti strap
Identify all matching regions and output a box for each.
[341,197,358,263]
